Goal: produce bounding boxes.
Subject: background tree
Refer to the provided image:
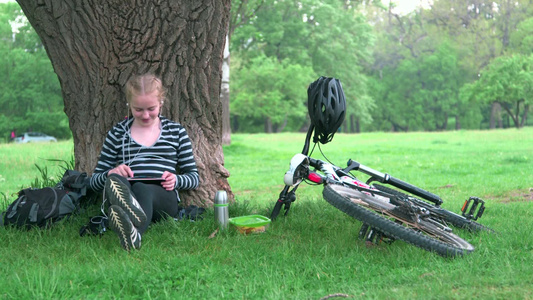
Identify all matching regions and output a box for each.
[0,3,69,141]
[509,17,533,55]
[4,0,532,147]
[220,0,266,143]
[230,0,375,133]
[15,0,232,205]
[231,54,313,132]
[365,0,533,131]
[467,54,532,128]
[423,0,531,128]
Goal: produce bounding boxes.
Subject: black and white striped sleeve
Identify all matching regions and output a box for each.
[174,126,199,190]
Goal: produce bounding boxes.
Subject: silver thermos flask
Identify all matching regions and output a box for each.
[214,190,229,229]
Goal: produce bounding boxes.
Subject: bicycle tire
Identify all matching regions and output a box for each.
[373,184,492,232]
[323,184,474,257]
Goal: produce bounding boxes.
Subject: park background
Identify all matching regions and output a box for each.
[0,0,532,298]
[1,0,532,141]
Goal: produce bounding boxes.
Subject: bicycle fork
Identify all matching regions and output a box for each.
[271,185,298,220]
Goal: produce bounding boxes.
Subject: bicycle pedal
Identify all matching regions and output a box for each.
[461,197,485,221]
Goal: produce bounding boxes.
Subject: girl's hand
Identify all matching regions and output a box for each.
[108,164,134,178]
[161,171,177,191]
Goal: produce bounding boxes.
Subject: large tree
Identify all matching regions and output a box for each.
[16,0,232,205]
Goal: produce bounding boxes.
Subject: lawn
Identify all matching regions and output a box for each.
[0,128,532,299]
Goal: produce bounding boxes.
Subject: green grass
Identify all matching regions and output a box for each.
[1,129,532,299]
[0,141,74,201]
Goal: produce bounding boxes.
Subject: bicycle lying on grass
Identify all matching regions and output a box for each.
[270,77,491,258]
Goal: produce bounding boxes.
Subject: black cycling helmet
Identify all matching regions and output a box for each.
[307,76,346,144]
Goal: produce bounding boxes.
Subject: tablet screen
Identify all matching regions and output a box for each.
[127,177,165,184]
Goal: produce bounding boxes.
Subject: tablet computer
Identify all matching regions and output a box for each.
[127,177,165,184]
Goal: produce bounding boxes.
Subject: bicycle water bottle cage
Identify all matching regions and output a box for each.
[461,197,485,221]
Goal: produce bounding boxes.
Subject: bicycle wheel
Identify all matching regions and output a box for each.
[323,184,475,257]
[373,184,492,232]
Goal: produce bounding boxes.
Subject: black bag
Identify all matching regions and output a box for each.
[2,170,90,229]
[1,187,79,229]
[55,170,89,200]
[176,205,206,221]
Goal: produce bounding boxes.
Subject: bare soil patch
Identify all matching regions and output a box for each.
[494,188,533,203]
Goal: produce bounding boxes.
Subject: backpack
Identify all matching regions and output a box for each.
[55,170,89,200]
[2,187,77,229]
[1,170,90,229]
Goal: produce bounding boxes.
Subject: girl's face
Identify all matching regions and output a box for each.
[130,91,161,128]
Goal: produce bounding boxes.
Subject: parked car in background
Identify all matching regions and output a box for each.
[14,132,57,143]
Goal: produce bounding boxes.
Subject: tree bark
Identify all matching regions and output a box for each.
[17,0,233,206]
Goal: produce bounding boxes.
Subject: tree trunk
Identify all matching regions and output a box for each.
[299,118,310,133]
[220,34,231,145]
[490,102,502,129]
[17,0,232,206]
[436,113,448,131]
[520,104,529,127]
[501,101,520,128]
[276,117,288,132]
[232,115,240,132]
[455,115,461,130]
[264,117,273,133]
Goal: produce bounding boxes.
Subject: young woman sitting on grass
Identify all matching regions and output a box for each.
[89,73,199,251]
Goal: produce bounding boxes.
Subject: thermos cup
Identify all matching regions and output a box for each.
[214,190,229,229]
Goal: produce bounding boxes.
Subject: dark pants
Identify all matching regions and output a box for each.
[112,175,179,234]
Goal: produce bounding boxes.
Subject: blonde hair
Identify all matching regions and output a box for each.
[125,74,167,105]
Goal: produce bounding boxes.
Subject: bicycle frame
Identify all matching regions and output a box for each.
[272,125,443,220]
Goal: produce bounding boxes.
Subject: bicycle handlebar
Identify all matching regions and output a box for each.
[346,159,443,206]
[307,157,443,206]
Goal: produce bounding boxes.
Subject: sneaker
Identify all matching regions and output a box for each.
[105,175,147,228]
[108,205,141,251]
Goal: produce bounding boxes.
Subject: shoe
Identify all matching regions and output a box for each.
[105,175,147,228]
[108,205,141,251]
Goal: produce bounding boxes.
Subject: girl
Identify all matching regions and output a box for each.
[90,74,199,251]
